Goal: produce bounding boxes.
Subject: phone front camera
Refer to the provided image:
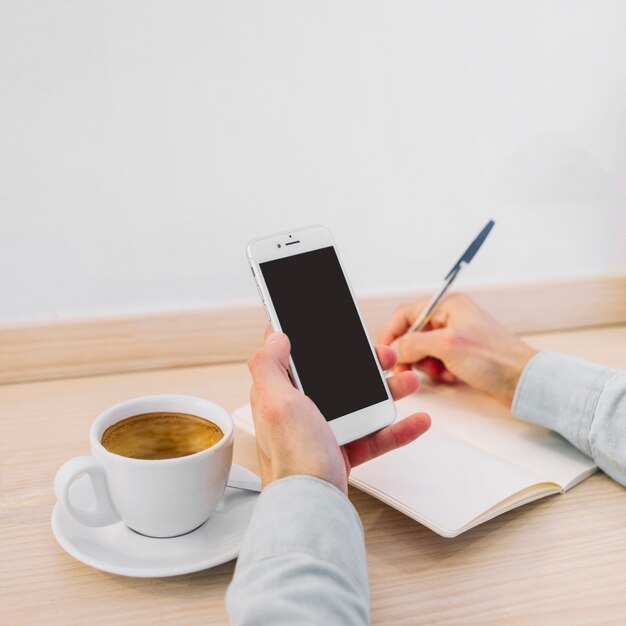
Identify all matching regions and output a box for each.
[277,243,282,248]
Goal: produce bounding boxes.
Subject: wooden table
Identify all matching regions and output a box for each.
[2,325,625,625]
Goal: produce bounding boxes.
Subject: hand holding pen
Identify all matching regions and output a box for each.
[379,220,537,406]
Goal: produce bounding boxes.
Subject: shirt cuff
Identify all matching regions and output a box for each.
[511,350,617,456]
[234,475,367,589]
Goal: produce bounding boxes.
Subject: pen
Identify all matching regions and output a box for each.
[407,219,495,333]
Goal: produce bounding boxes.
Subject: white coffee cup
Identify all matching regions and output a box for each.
[54,395,234,538]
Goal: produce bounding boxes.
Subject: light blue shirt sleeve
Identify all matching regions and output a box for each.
[226,474,370,626]
[512,350,626,487]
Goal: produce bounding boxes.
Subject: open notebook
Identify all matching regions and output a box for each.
[233,382,596,538]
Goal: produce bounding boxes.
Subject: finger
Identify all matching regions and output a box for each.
[385,370,420,400]
[440,370,458,384]
[247,332,293,394]
[249,383,258,409]
[392,362,412,375]
[378,299,430,346]
[375,344,397,371]
[412,358,458,384]
[378,304,413,346]
[425,310,449,330]
[263,324,273,341]
[412,356,457,381]
[414,357,447,379]
[344,412,431,467]
[391,329,448,364]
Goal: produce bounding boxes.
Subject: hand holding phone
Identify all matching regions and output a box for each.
[247,225,401,444]
[247,329,431,493]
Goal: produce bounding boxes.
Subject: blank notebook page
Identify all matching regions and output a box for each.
[232,382,596,537]
[350,383,596,535]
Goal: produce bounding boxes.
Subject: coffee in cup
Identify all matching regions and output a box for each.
[101,412,224,460]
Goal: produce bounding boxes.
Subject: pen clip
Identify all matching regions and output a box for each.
[444,220,495,280]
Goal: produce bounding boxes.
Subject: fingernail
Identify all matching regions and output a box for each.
[266,332,284,345]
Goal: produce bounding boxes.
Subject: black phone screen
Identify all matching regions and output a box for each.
[259,246,388,421]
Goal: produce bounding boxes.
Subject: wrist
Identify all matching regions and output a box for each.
[261,463,348,496]
[498,345,538,407]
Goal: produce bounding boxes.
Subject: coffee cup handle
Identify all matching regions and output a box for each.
[54,456,120,527]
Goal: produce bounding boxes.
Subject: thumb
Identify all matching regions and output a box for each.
[247,332,293,391]
[391,329,448,364]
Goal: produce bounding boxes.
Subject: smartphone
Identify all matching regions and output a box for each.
[247,224,396,445]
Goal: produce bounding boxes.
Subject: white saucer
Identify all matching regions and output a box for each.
[51,464,260,577]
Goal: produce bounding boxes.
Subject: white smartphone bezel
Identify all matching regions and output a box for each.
[246,224,396,445]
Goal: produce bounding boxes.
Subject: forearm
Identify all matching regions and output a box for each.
[226,475,370,626]
[512,351,626,487]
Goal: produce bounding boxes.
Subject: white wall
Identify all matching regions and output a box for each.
[1,1,625,322]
